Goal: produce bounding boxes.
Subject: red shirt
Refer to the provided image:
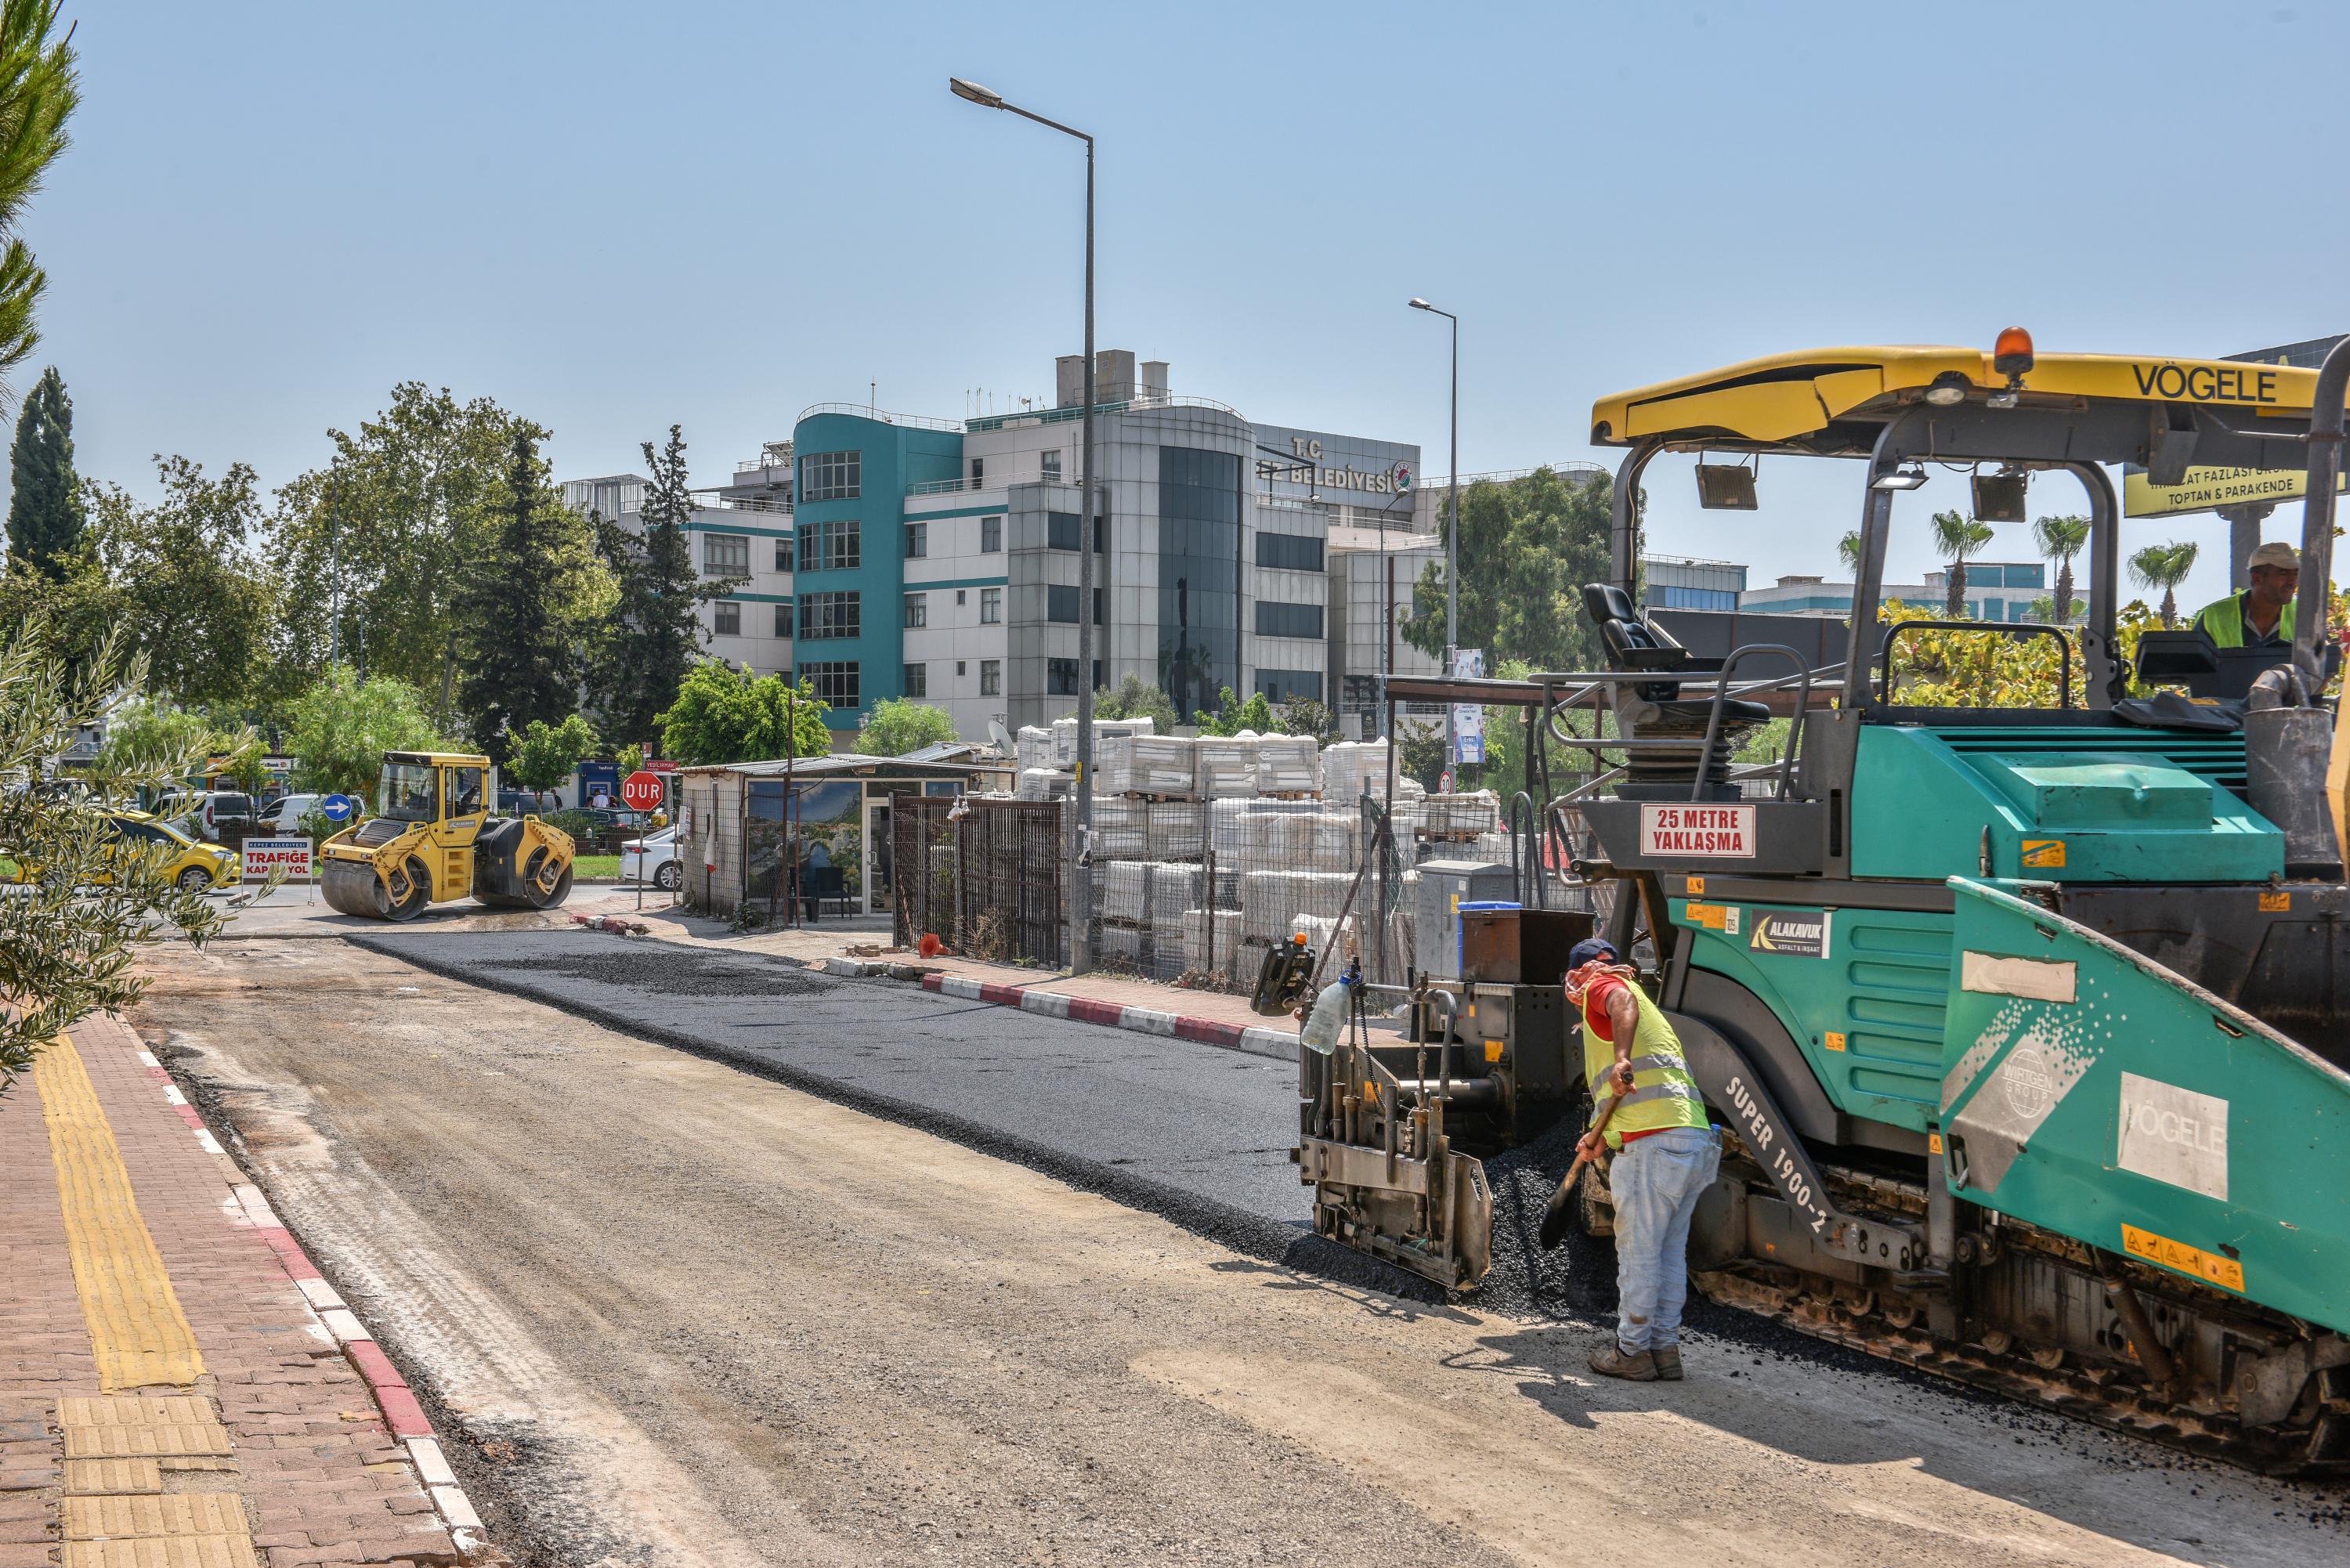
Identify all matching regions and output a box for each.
[1578,972,1670,1147]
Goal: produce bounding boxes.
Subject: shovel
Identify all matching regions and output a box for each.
[1538,1076,1626,1251]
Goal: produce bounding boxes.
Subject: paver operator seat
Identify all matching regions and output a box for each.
[1582,583,1770,800]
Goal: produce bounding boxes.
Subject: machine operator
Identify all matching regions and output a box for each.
[2191,540,2299,648]
[1564,937,1722,1383]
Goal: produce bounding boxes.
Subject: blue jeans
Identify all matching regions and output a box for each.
[1608,1124,1722,1353]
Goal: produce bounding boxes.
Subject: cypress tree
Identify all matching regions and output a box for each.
[5,366,81,577]
[456,431,581,757]
[588,425,729,746]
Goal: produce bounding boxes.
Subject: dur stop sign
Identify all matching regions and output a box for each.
[621,771,664,812]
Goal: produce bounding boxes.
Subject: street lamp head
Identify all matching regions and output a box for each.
[949,77,1005,108]
[1408,297,1433,311]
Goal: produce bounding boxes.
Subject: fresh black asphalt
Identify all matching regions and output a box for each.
[345,930,1332,1266]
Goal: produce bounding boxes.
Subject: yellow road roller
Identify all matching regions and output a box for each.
[320,751,576,920]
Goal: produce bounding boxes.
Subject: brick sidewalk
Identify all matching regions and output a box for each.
[0,1014,472,1567]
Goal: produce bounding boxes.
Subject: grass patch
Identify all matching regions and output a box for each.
[573,854,621,879]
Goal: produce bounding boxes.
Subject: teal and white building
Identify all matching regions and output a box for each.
[569,352,1418,742]
[1741,560,2052,621]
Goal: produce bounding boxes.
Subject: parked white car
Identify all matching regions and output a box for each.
[620,826,680,891]
[258,793,324,833]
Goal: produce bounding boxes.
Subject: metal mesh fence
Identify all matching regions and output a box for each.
[892,797,1066,966]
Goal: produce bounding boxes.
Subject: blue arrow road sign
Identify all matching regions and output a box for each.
[322,794,355,822]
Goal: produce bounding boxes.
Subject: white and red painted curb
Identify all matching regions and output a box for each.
[135,1043,494,1558]
[916,972,1299,1060]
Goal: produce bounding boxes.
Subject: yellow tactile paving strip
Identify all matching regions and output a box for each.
[33,1039,205,1390]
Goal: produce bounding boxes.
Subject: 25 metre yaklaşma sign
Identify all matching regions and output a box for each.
[1639,804,1755,858]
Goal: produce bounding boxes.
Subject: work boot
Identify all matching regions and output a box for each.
[1651,1345,1684,1381]
[1587,1342,1658,1381]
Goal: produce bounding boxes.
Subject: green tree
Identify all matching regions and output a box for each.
[1091,674,1178,732]
[504,714,598,795]
[1274,694,1340,746]
[589,425,735,745]
[2128,540,2200,628]
[1401,465,1611,673]
[454,431,610,757]
[1838,529,1864,575]
[2033,514,2092,623]
[857,696,957,756]
[1195,685,1274,737]
[270,383,559,721]
[1396,717,1445,791]
[90,697,215,804]
[657,660,830,765]
[0,620,230,1097]
[1930,509,1997,616]
[5,365,78,574]
[0,8,77,396]
[283,664,451,804]
[84,456,281,710]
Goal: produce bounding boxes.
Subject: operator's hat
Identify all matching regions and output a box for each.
[2248,540,2301,573]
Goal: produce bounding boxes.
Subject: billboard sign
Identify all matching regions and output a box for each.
[241,837,313,880]
[1450,649,1486,766]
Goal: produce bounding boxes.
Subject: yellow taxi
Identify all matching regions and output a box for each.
[1,810,240,894]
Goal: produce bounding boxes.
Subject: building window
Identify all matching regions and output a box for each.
[956,659,967,677]
[1650,584,1737,612]
[775,537,791,571]
[955,589,966,605]
[981,515,1002,552]
[980,587,1001,624]
[970,457,985,486]
[904,592,927,628]
[980,659,1000,696]
[1254,532,1325,572]
[798,591,861,640]
[703,533,750,575]
[800,660,859,706]
[903,663,927,698]
[1254,668,1322,704]
[1040,450,1061,481]
[905,522,927,559]
[799,450,860,502]
[1048,657,1080,695]
[1048,511,1107,553]
[714,601,741,636]
[797,518,861,573]
[1254,601,1325,639]
[774,601,793,638]
[1048,585,1079,623]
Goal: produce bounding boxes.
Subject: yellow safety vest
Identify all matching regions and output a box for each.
[1580,975,1710,1149]
[2192,591,2294,649]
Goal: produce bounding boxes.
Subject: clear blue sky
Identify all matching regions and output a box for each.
[28,1,2350,612]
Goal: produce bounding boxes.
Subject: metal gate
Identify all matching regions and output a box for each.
[892,797,1065,967]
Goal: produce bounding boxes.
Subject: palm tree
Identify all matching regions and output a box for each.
[2032,514,2091,624]
[0,7,79,394]
[1931,510,1997,617]
[2128,541,2200,628]
[1838,530,1864,575]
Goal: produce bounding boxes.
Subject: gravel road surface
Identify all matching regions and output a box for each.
[128,935,2347,1567]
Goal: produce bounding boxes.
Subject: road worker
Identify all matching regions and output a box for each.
[2192,541,2299,648]
[1564,936,1722,1382]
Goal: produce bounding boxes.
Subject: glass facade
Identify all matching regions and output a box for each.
[1157,446,1240,721]
[1651,584,1737,611]
[798,450,860,502]
[1255,532,1325,572]
[799,591,860,640]
[797,519,861,573]
[1047,511,1106,553]
[1254,669,1321,703]
[1254,601,1323,639]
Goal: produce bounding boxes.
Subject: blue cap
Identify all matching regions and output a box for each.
[1567,938,1618,970]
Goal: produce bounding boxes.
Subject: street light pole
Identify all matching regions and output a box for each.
[954,77,1098,974]
[1409,298,1460,778]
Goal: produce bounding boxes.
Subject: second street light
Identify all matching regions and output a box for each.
[952,76,1100,974]
[1409,296,1460,781]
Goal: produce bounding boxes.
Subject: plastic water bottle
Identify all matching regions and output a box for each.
[1300,977,1355,1056]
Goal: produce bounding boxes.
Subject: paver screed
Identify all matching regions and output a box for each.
[0,1016,458,1568]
